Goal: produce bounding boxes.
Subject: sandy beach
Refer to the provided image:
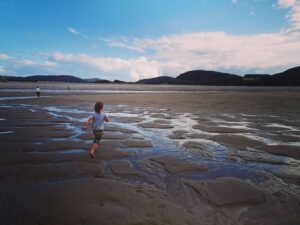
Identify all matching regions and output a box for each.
[1,83,300,225]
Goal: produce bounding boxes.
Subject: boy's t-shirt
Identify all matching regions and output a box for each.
[91,112,108,130]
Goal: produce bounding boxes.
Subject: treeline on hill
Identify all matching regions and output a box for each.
[1,66,299,86]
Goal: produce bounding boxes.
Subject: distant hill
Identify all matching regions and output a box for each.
[270,66,300,85]
[94,79,111,83]
[0,76,7,82]
[84,78,100,83]
[243,74,271,80]
[3,75,88,83]
[113,79,128,84]
[176,70,243,85]
[2,66,300,86]
[137,76,176,84]
[242,74,271,85]
[137,66,300,86]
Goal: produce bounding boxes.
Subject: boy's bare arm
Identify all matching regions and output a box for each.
[84,117,93,129]
[105,115,111,122]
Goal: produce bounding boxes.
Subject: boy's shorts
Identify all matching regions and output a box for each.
[93,129,103,144]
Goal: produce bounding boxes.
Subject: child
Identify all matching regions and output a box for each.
[35,85,41,98]
[84,101,111,158]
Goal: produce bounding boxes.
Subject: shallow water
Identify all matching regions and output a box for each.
[4,102,299,171]
[1,85,300,194]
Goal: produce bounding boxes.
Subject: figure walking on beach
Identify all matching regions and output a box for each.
[35,85,41,98]
[84,101,111,158]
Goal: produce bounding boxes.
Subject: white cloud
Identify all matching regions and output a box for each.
[231,0,238,4]
[51,52,163,80]
[100,29,300,74]
[0,53,11,61]
[278,0,297,8]
[104,38,144,53]
[67,27,89,38]
[277,0,300,30]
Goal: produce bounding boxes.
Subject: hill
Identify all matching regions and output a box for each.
[137,66,300,86]
[137,76,176,84]
[270,66,300,85]
[3,75,88,83]
[176,70,243,85]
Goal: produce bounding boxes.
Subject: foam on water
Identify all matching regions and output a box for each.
[239,113,257,117]
[217,124,255,130]
[240,133,281,145]
[265,123,298,131]
[47,111,87,123]
[170,113,198,132]
[109,112,142,118]
[44,106,87,114]
[213,119,252,126]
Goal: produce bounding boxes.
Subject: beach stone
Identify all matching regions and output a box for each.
[210,134,264,149]
[150,155,207,175]
[110,161,140,176]
[184,177,265,206]
[259,145,300,160]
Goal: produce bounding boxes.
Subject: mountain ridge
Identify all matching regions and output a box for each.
[1,66,299,86]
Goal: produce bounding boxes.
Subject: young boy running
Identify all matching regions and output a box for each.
[84,102,111,158]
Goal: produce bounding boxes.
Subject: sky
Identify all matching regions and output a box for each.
[0,0,300,81]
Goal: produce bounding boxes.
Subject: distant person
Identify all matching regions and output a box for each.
[83,101,111,158]
[35,86,41,98]
[67,85,70,90]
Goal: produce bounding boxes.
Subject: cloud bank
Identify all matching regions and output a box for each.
[1,0,300,81]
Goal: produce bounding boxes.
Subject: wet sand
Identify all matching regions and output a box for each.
[1,83,300,225]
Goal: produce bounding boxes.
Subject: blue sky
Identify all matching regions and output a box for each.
[0,0,300,81]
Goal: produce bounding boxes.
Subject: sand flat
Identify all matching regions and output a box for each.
[0,84,300,225]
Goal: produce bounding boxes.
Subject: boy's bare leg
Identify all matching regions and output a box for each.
[90,143,98,158]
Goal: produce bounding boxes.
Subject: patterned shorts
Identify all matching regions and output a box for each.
[93,129,103,144]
